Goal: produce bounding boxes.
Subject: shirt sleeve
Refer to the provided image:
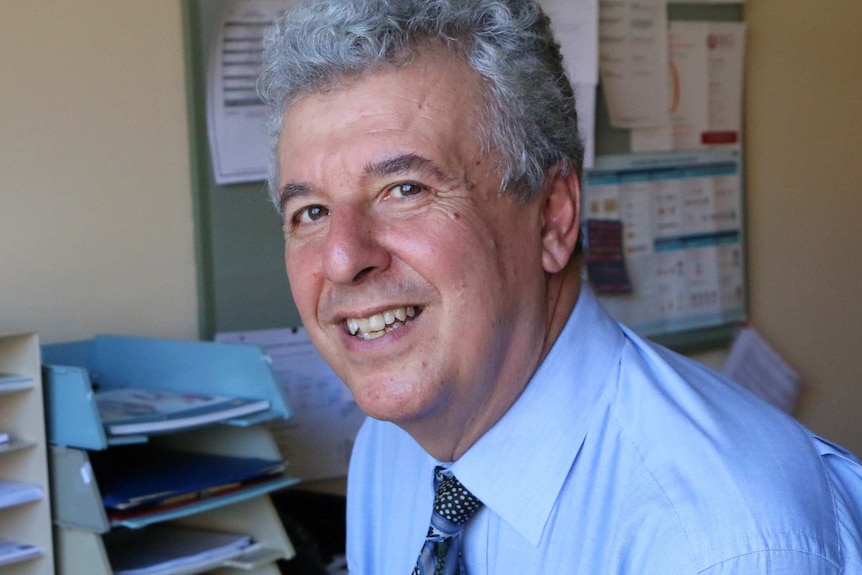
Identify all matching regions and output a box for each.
[815,436,862,570]
[698,435,862,575]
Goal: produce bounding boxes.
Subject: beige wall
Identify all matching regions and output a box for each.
[1,2,860,453]
[745,2,862,453]
[0,1,198,344]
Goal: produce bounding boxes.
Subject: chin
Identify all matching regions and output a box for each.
[348,376,437,424]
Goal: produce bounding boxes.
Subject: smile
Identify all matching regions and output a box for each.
[346,306,419,340]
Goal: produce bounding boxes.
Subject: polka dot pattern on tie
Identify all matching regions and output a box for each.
[414,467,483,575]
[433,472,482,526]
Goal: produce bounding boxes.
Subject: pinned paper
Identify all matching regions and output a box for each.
[723,326,802,413]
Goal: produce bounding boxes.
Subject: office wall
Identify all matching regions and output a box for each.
[0,1,198,343]
[745,2,862,454]
[1,2,860,454]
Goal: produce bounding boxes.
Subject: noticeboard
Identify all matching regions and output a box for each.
[182,1,745,350]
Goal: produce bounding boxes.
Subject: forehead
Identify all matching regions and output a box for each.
[276,51,490,188]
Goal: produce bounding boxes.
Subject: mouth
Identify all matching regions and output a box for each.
[345,305,421,341]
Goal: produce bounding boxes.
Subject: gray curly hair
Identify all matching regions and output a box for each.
[258,0,584,205]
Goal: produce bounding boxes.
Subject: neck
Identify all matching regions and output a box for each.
[539,258,583,364]
[409,262,583,462]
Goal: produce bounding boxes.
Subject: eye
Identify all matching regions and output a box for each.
[293,204,330,224]
[387,182,426,199]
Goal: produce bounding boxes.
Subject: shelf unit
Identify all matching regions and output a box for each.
[0,333,54,575]
[42,335,298,575]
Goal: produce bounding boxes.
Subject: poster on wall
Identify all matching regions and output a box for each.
[630,21,746,153]
[598,0,670,129]
[582,149,746,338]
[207,0,297,185]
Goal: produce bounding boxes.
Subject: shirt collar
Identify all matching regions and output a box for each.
[452,285,625,546]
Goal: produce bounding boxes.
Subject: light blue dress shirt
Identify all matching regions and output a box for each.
[347,286,862,574]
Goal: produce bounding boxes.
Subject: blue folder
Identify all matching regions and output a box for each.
[92,447,285,514]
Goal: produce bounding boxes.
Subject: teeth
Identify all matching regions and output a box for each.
[346,318,359,335]
[346,306,417,339]
[368,313,385,331]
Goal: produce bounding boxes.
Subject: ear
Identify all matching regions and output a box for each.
[540,166,581,274]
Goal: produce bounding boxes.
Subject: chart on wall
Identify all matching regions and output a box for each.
[582,149,745,339]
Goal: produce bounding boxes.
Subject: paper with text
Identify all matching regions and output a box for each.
[207,0,297,185]
[599,0,670,128]
[583,149,746,337]
[216,327,365,481]
[631,21,746,152]
[723,326,802,414]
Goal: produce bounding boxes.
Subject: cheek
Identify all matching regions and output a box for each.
[395,218,493,291]
[433,212,526,280]
[403,221,510,321]
[437,221,544,327]
[284,244,321,321]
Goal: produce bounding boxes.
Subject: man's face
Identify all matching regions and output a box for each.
[277,52,553,444]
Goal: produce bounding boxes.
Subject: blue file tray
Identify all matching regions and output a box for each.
[41,335,292,450]
[49,445,300,533]
[41,336,297,573]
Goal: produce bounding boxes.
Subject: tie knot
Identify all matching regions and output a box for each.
[414,468,482,575]
[433,468,482,527]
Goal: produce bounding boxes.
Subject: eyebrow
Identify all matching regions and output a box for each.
[278,153,456,215]
[363,153,452,184]
[278,181,312,216]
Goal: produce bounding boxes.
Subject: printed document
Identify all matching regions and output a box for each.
[207,0,297,185]
[723,326,801,414]
[631,21,746,152]
[216,327,365,481]
[598,0,670,128]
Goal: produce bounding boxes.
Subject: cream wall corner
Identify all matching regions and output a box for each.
[744,2,862,454]
[0,1,199,344]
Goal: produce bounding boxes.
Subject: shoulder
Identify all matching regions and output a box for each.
[605,330,862,571]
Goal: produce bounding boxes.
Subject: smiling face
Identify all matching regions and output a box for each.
[277,51,579,459]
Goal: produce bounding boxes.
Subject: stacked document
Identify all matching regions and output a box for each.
[0,538,41,566]
[91,447,285,520]
[104,525,254,575]
[0,479,43,509]
[96,387,271,436]
[0,373,32,390]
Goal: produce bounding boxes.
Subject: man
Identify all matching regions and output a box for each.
[259,1,862,573]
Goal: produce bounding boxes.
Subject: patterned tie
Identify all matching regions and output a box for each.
[412,466,483,575]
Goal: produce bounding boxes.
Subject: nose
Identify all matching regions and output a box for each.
[322,206,391,284]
